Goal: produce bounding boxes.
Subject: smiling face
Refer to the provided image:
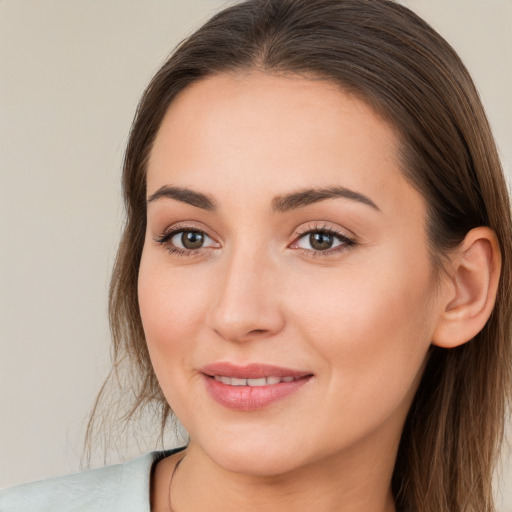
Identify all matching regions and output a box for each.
[138,72,445,477]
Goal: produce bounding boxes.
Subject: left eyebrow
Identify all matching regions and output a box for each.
[271,186,380,213]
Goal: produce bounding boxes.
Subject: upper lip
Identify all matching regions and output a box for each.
[200,362,312,379]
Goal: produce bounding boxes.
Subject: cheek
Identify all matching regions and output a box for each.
[137,250,217,419]
[137,250,210,366]
[288,250,436,399]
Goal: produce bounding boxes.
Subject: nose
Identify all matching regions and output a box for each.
[207,246,286,343]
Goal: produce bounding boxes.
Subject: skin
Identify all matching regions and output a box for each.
[139,72,453,512]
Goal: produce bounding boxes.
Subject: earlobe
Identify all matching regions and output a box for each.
[432,227,501,349]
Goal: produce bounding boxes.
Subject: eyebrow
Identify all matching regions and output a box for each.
[146,184,379,212]
[147,186,217,210]
[271,186,380,213]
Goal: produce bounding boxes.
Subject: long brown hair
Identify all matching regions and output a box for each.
[86,1,512,510]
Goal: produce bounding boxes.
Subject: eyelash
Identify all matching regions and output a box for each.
[292,223,357,257]
[153,223,357,258]
[153,225,216,258]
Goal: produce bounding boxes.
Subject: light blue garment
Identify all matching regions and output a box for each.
[0,450,176,512]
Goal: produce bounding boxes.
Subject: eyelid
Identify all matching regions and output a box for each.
[155,220,219,241]
[293,222,356,239]
[153,222,221,256]
[170,230,216,249]
[152,220,357,258]
[289,222,358,255]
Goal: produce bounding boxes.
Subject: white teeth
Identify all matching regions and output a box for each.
[247,378,267,386]
[213,375,298,386]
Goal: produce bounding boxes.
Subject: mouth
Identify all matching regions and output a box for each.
[200,362,313,410]
[210,375,301,386]
[200,362,312,379]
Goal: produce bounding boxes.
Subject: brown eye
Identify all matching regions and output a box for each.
[309,232,334,251]
[180,231,205,249]
[164,229,216,252]
[294,228,355,254]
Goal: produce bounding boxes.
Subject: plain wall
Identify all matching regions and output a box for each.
[1,0,511,508]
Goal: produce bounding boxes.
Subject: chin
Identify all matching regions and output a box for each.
[214,447,303,476]
[193,429,310,476]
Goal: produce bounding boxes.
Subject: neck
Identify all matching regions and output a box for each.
[167,439,397,512]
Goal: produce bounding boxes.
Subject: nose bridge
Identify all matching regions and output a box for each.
[209,240,284,342]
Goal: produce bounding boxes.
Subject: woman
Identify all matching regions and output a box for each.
[1,0,510,511]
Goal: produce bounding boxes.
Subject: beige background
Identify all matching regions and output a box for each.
[1,0,511,508]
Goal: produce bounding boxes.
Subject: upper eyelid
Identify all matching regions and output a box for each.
[153,221,356,246]
[293,222,356,239]
[292,229,355,246]
[157,221,215,238]
[156,227,216,246]
[153,227,218,256]
[290,223,358,250]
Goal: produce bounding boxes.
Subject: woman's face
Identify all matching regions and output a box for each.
[138,72,446,476]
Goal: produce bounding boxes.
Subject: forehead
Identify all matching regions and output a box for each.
[146,71,423,220]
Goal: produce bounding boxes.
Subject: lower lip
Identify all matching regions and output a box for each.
[203,375,312,411]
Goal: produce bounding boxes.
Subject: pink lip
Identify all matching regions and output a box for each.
[200,362,313,411]
[201,362,311,379]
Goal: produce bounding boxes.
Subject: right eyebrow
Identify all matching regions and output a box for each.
[147,185,217,211]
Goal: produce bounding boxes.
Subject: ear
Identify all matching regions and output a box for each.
[432,227,501,348]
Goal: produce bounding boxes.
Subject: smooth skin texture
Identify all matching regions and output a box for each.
[139,72,500,512]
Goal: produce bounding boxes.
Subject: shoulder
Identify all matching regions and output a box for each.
[0,451,171,512]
